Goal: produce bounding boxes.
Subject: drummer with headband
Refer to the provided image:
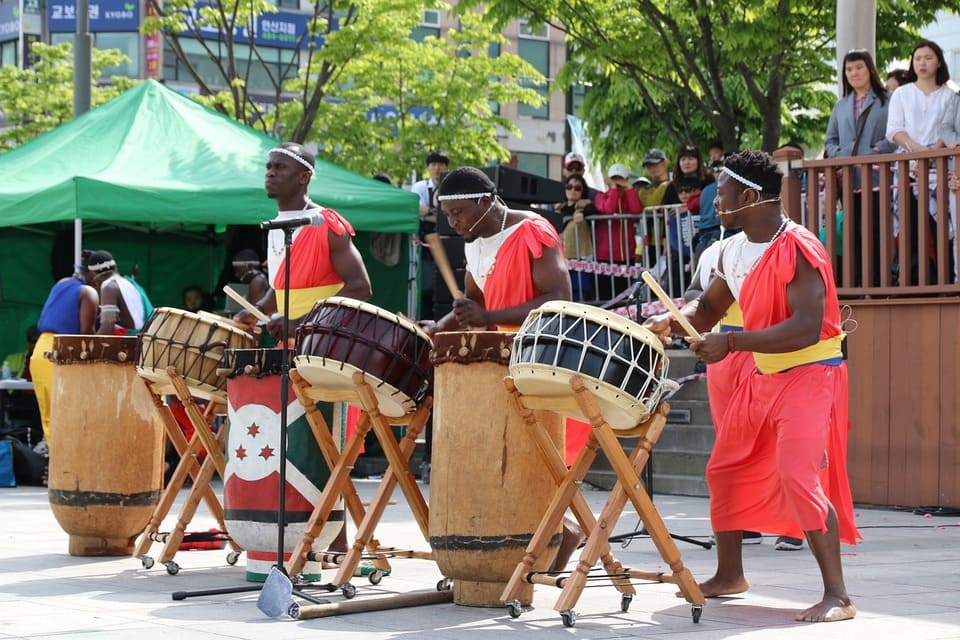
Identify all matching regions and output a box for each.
[426,166,583,571]
[236,142,372,341]
[644,151,859,623]
[428,167,571,332]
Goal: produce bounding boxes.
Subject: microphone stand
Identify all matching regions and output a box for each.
[608,276,713,550]
[172,224,334,610]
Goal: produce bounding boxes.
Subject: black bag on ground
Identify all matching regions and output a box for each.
[6,437,47,486]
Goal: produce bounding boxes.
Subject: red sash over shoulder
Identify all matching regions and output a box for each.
[740,225,842,340]
[484,216,561,316]
[272,208,354,292]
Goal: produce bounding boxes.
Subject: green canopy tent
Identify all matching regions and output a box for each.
[0,80,419,358]
[0,79,418,230]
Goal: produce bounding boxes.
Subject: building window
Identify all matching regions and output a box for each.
[517,19,549,119]
[163,39,298,93]
[94,32,139,77]
[488,41,501,115]
[571,82,587,117]
[514,152,548,177]
[50,31,139,77]
[0,40,16,67]
[412,10,440,42]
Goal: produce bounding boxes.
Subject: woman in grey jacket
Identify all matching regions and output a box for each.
[824,49,896,287]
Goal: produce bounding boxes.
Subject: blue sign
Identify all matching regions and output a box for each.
[178,4,326,50]
[48,0,139,32]
[0,1,19,43]
[368,105,438,125]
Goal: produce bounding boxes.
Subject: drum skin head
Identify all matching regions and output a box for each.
[510,301,671,430]
[294,297,433,417]
[293,356,414,418]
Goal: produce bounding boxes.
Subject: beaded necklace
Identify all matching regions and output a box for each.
[269,200,315,257]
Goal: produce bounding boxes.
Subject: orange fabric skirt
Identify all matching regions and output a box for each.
[706,363,860,544]
[705,349,755,432]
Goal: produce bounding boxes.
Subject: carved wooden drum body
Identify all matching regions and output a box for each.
[428,332,563,607]
[48,335,164,556]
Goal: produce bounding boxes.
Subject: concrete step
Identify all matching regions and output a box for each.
[664,348,700,378]
[652,449,711,476]
[657,423,716,452]
[668,377,709,402]
[665,397,713,427]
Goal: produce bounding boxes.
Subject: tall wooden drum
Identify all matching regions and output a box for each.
[428,331,563,607]
[47,335,164,556]
[221,349,344,582]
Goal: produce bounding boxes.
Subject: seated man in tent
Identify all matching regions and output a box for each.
[85,250,152,335]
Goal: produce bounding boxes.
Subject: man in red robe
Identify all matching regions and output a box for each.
[645,151,858,623]
[236,142,372,341]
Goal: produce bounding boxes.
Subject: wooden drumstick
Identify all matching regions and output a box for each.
[425,232,463,299]
[640,271,701,341]
[223,285,271,324]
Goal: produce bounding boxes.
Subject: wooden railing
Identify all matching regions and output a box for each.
[776,146,960,298]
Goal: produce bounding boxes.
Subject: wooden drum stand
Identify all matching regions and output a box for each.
[283,369,436,600]
[499,374,704,627]
[134,367,241,574]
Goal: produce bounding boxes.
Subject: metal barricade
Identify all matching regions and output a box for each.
[561,204,698,311]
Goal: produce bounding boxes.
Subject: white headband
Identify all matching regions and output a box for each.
[436,192,494,202]
[269,147,314,174]
[86,259,116,273]
[721,166,763,191]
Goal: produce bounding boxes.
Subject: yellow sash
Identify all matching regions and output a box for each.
[276,283,344,319]
[754,334,844,375]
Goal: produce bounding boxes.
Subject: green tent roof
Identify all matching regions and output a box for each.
[0,80,418,233]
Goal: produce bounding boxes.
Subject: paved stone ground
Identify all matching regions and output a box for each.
[1,480,959,639]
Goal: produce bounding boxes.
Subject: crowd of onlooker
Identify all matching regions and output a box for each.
[557,38,960,300]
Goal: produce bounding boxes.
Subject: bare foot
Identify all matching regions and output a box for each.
[795,597,857,622]
[677,575,749,598]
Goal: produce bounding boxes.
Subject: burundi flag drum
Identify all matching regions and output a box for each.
[222,349,344,582]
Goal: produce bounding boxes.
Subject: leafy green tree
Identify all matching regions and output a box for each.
[0,42,136,148]
[475,0,951,164]
[145,0,544,180]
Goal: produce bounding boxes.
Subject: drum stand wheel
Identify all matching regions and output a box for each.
[284,369,435,598]
[498,375,705,626]
[134,369,241,572]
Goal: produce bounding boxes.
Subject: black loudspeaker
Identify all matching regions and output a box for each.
[480,165,565,205]
[432,236,467,305]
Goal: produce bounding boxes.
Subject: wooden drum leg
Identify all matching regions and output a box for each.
[285,405,370,577]
[332,398,433,586]
[502,378,635,601]
[290,370,386,566]
[553,377,704,612]
[157,426,228,567]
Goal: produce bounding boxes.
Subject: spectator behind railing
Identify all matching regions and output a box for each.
[594,163,642,299]
[663,143,715,207]
[885,68,910,93]
[824,48,896,287]
[665,178,701,297]
[558,174,597,301]
[886,39,956,283]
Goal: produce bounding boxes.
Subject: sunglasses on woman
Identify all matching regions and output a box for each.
[565,184,583,192]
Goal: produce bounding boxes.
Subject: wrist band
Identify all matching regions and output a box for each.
[726,331,736,352]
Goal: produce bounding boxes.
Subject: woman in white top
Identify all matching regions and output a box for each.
[886,40,953,152]
[885,40,956,283]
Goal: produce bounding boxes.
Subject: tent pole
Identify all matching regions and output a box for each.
[74,219,83,275]
[74,0,91,274]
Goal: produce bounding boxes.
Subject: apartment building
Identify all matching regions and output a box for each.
[0,0,580,180]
